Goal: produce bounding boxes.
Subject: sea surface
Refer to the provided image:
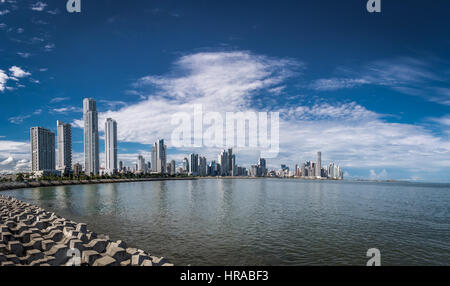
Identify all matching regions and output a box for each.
[2,179,449,266]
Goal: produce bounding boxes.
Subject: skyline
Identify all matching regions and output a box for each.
[1,0,450,182]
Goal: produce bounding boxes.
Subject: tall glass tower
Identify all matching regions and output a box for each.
[83,98,99,175]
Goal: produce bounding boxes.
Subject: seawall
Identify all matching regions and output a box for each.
[0,195,173,266]
[0,177,196,192]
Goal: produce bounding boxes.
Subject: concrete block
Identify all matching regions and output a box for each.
[82,250,102,265]
[17,230,33,243]
[131,254,151,266]
[23,237,44,251]
[26,249,44,264]
[45,230,63,242]
[126,248,139,256]
[106,246,130,263]
[93,255,118,266]
[85,239,108,253]
[76,223,87,233]
[42,240,56,251]
[45,244,69,265]
[141,260,153,266]
[69,239,85,252]
[5,254,20,264]
[151,256,169,266]
[77,232,89,243]
[8,241,24,256]
[1,231,13,243]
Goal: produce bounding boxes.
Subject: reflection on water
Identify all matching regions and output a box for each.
[3,179,450,266]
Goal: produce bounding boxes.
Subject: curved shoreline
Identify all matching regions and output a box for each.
[0,177,197,192]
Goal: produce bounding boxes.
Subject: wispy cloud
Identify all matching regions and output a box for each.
[50,96,70,103]
[9,109,42,124]
[30,2,47,12]
[17,52,31,58]
[311,57,450,105]
[52,106,82,114]
[44,43,55,52]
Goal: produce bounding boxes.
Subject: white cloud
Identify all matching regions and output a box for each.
[0,9,10,16]
[0,69,8,92]
[70,51,450,175]
[17,52,31,58]
[9,66,31,78]
[44,43,55,52]
[31,2,47,12]
[0,141,30,174]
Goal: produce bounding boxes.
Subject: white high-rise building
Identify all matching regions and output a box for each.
[137,155,147,174]
[152,139,167,174]
[218,150,229,176]
[104,118,118,175]
[83,98,100,175]
[31,127,56,172]
[189,153,199,175]
[56,121,72,174]
[316,152,322,178]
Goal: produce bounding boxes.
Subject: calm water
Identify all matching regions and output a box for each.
[2,179,449,266]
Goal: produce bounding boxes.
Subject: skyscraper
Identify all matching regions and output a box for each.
[316,152,322,178]
[56,121,72,174]
[189,153,199,175]
[105,118,118,175]
[83,98,99,175]
[151,145,157,172]
[258,158,267,177]
[31,127,56,172]
[218,150,229,176]
[152,139,167,174]
[137,155,146,174]
[228,148,233,176]
[170,160,176,175]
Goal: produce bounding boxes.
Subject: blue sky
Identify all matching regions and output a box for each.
[1,0,450,182]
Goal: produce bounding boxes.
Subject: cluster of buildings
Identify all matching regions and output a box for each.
[30,98,167,177]
[179,149,264,177]
[291,152,344,180]
[28,98,343,180]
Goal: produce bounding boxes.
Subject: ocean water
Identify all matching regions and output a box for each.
[2,179,449,266]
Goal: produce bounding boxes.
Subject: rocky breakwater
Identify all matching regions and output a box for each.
[0,195,173,266]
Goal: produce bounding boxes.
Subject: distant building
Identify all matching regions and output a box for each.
[183,158,189,173]
[316,152,322,178]
[189,153,198,176]
[151,139,166,174]
[137,155,147,174]
[218,150,229,176]
[56,121,72,174]
[30,127,55,173]
[83,98,100,175]
[199,157,207,177]
[258,158,266,177]
[170,160,176,175]
[104,118,118,175]
[73,163,82,177]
